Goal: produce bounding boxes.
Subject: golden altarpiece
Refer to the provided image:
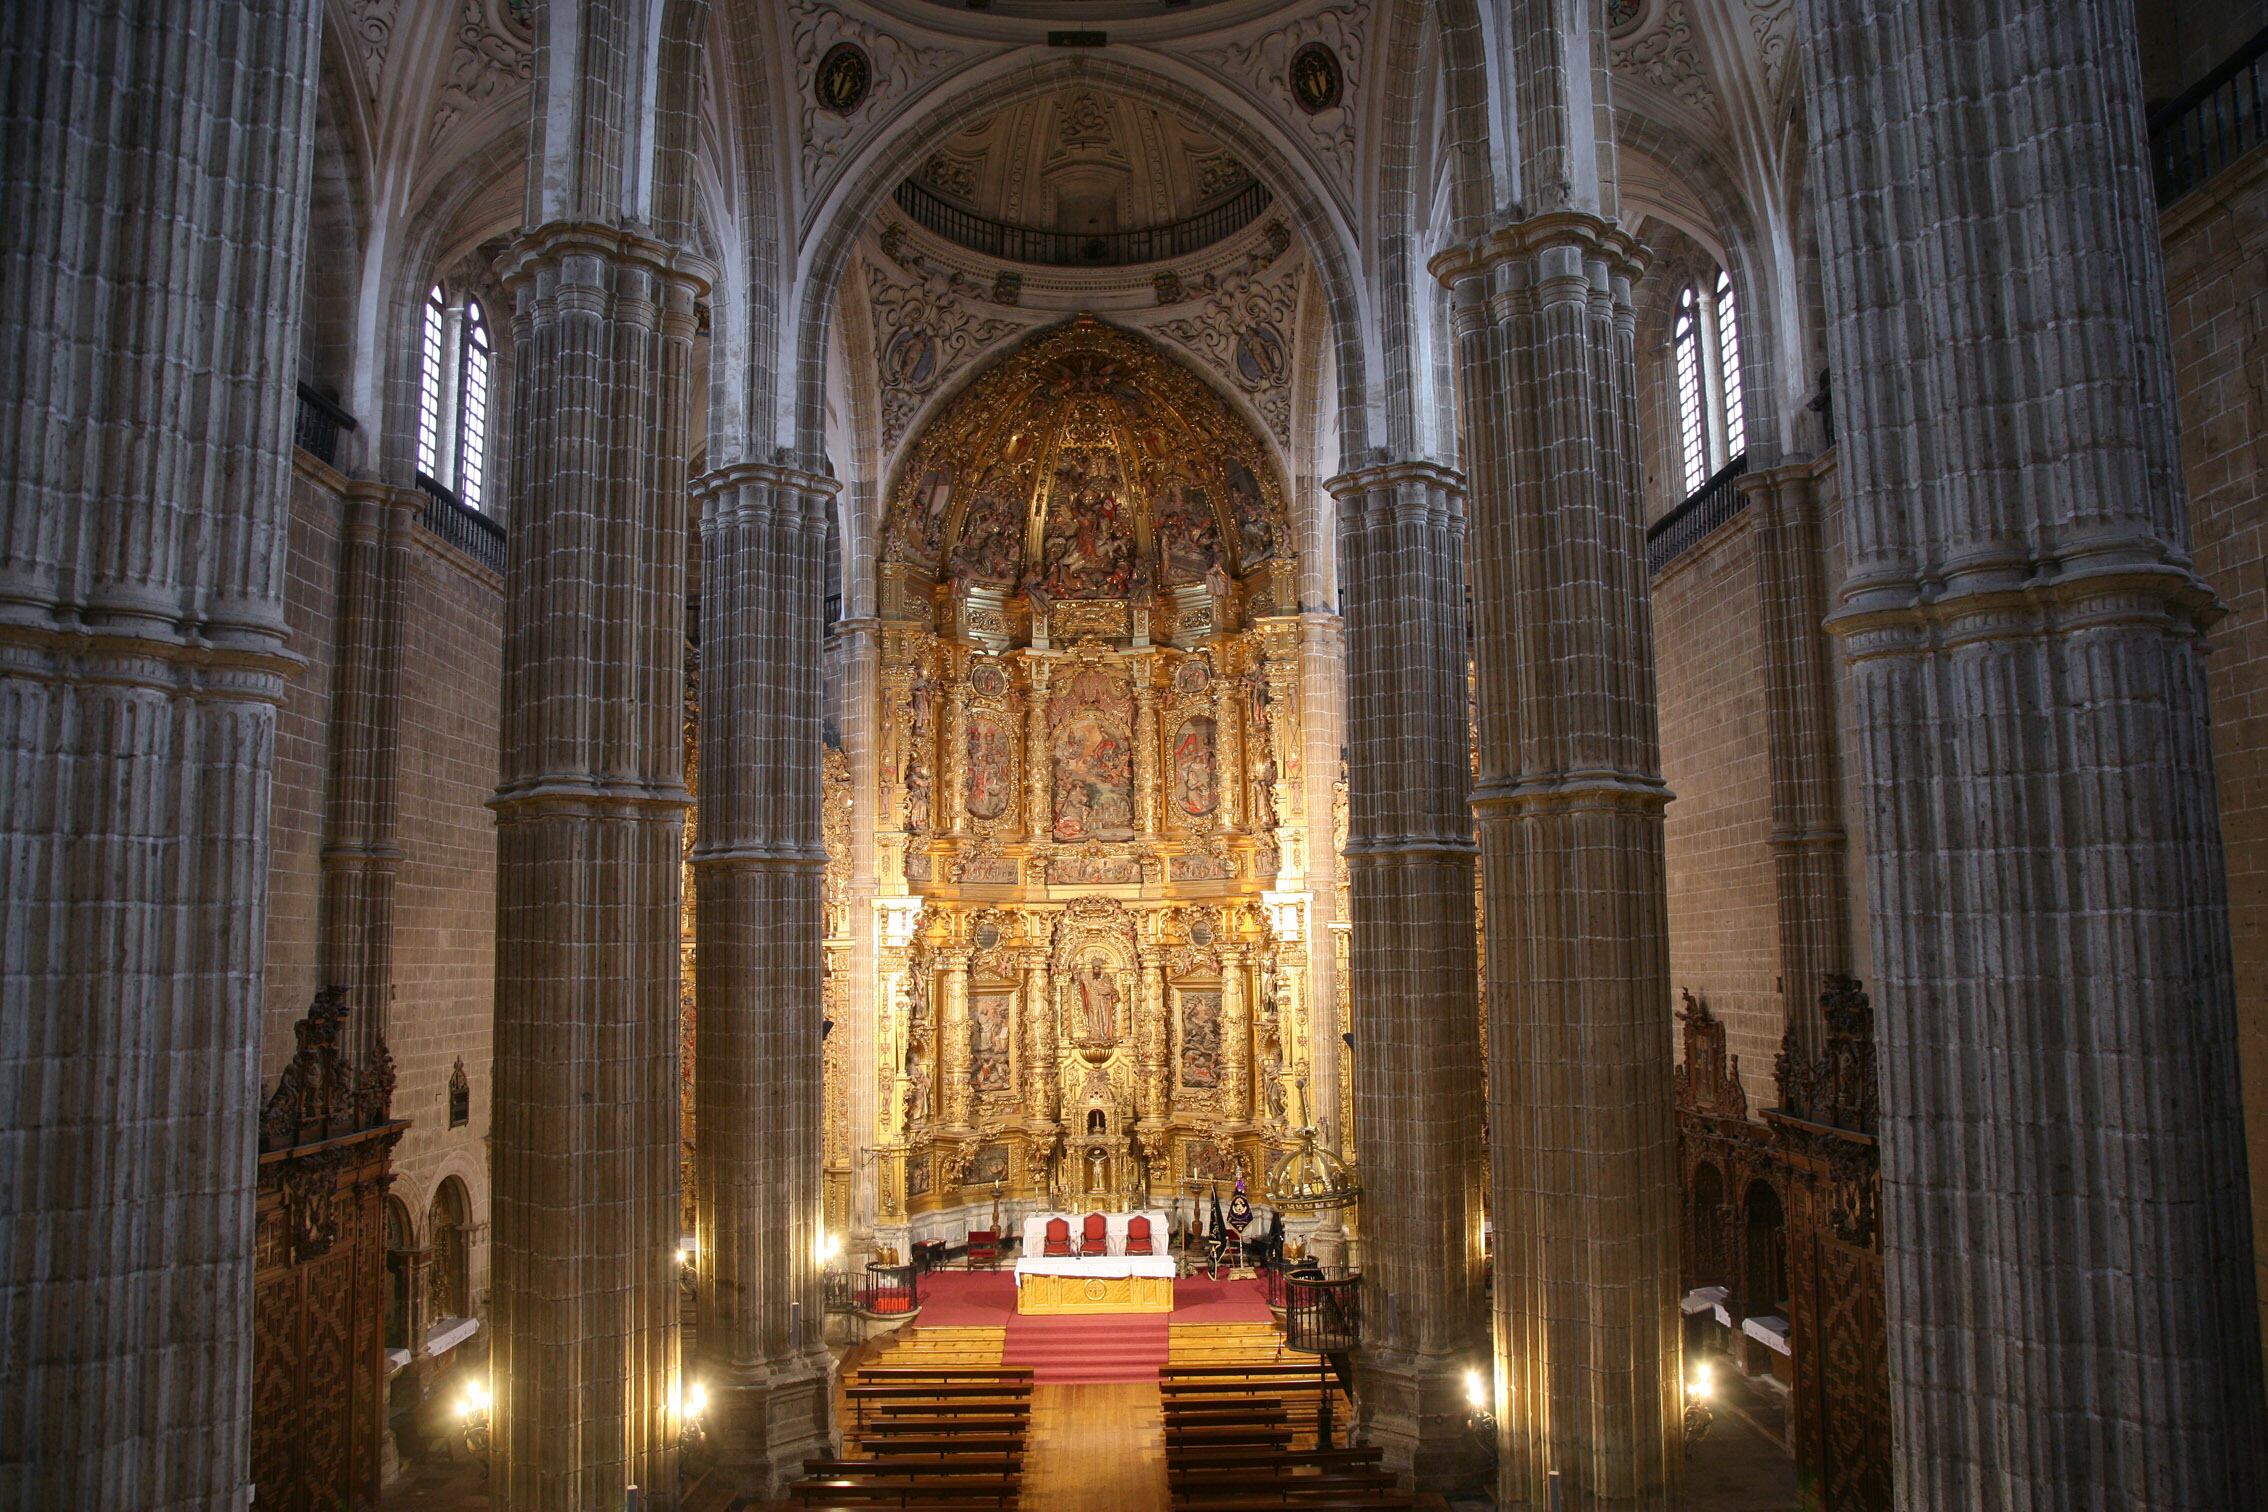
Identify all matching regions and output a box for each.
[822,320,1345,1253]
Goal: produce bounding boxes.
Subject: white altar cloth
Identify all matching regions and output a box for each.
[1019,1209,1169,1259]
[1013,1254,1179,1286]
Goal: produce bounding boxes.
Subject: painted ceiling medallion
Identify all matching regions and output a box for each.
[1289,41,1343,115]
[817,41,872,115]
[1607,0,1647,34]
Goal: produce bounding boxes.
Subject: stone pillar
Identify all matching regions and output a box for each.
[489,222,704,1511]
[1436,208,1680,1507]
[323,481,424,1062]
[835,619,883,1252]
[1797,2,2266,1501]
[938,947,974,1131]
[1741,460,1851,1052]
[0,3,318,1500]
[691,461,837,1494]
[1324,460,1487,1490]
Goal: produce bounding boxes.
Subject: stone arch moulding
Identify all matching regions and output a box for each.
[776,50,1382,470]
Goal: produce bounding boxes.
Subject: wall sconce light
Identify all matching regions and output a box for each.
[816,1230,843,1267]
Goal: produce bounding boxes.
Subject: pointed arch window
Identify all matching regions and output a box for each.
[1674,286,1708,493]
[416,284,447,481]
[1714,269,1745,460]
[415,283,499,517]
[457,298,493,513]
[1671,269,1751,499]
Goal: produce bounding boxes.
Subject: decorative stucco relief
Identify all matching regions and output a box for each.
[792,3,973,201]
[343,0,407,101]
[1192,2,1370,189]
[1608,0,1720,126]
[866,229,1029,455]
[1153,264,1301,447]
[431,0,533,136]
[1746,0,1798,109]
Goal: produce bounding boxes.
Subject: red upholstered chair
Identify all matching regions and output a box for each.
[1124,1215,1154,1256]
[1043,1217,1073,1257]
[1081,1212,1111,1256]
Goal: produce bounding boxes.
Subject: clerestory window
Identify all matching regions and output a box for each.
[414,283,498,515]
[1672,270,1749,496]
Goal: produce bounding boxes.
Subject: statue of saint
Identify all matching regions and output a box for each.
[1076,959,1119,1042]
[1043,1126,1068,1203]
[1126,1127,1151,1210]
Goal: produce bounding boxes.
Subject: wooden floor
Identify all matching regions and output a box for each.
[1019,1382,1170,1511]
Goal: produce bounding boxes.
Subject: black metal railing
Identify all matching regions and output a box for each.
[2151,26,2268,206]
[892,177,1272,269]
[415,474,506,575]
[1646,452,1750,576]
[857,1261,920,1317]
[822,1265,856,1316]
[1285,1271,1361,1355]
[294,383,357,467]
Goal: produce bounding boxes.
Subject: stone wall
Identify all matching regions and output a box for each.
[1652,514,1782,1112]
[389,536,503,1279]
[261,463,504,1308]
[2164,145,2268,1368]
[265,466,344,1074]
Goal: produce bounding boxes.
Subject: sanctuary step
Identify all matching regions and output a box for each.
[1002,1313,1171,1384]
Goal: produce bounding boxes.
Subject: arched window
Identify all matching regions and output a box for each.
[457,298,493,513]
[1714,268,1745,459]
[1670,269,1751,498]
[416,284,447,480]
[414,284,498,516]
[1674,285,1707,493]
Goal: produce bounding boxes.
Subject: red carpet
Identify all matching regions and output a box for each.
[915,1268,1272,1329]
[1002,1314,1171,1383]
[912,1268,1016,1326]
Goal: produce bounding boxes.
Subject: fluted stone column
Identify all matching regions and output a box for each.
[490,222,705,1512]
[835,618,883,1251]
[1326,460,1487,1489]
[324,481,424,1060]
[1741,461,1851,1051]
[692,461,837,1493]
[0,3,318,1502]
[1437,206,1680,1507]
[1798,4,2265,1503]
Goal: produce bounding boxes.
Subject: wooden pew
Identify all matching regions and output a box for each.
[849,1365,1033,1384]
[803,1455,1021,1481]
[1168,1447,1384,1475]
[790,1475,1019,1507]
[840,1433,1027,1459]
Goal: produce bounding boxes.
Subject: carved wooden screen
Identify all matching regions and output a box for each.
[251,989,404,1511]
